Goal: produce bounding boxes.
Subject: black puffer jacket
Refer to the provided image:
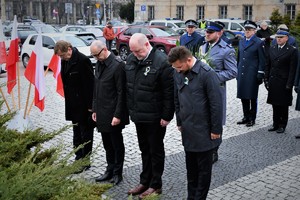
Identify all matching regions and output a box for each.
[124,48,174,123]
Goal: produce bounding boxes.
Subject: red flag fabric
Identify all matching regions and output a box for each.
[48,54,64,97]
[0,20,7,64]
[6,15,19,93]
[24,32,45,111]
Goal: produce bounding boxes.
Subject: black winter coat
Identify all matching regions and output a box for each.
[61,47,94,121]
[174,60,223,152]
[266,44,298,106]
[124,48,174,123]
[92,53,129,132]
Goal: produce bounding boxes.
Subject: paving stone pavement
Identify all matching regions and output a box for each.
[1,68,300,199]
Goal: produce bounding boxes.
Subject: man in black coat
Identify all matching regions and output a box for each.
[90,40,129,185]
[125,33,174,199]
[168,46,223,200]
[54,40,95,172]
[265,30,298,133]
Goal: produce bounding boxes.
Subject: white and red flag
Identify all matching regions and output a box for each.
[0,20,7,64]
[6,15,19,93]
[48,54,64,97]
[24,32,45,111]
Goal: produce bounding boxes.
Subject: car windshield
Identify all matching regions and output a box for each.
[85,28,103,37]
[175,22,186,28]
[53,35,87,47]
[150,28,172,37]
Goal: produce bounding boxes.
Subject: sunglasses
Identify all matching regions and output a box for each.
[91,48,105,57]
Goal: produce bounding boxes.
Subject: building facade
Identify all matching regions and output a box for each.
[134,0,300,22]
[0,0,130,24]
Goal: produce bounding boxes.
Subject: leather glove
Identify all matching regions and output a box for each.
[257,73,264,85]
[264,79,269,90]
[294,86,299,93]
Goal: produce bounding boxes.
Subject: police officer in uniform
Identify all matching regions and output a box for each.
[180,19,204,56]
[199,21,237,163]
[265,30,298,134]
[215,21,231,45]
[237,20,266,127]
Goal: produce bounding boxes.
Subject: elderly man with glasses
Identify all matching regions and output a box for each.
[90,40,129,185]
[54,40,95,173]
[180,19,204,56]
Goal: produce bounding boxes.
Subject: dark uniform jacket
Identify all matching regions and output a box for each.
[237,35,266,99]
[174,60,223,152]
[124,48,174,123]
[92,53,129,132]
[266,44,298,106]
[61,47,94,121]
[180,31,204,56]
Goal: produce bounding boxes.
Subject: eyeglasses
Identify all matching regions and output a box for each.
[91,48,105,57]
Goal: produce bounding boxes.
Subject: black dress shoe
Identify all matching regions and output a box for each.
[237,118,250,124]
[276,127,285,133]
[212,151,218,164]
[268,127,278,132]
[95,172,113,182]
[295,134,300,139]
[246,120,255,127]
[110,174,123,185]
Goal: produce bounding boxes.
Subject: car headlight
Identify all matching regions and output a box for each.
[167,40,176,45]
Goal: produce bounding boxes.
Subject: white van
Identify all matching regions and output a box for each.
[149,19,186,31]
[208,19,245,36]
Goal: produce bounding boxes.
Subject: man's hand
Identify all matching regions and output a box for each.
[92,113,97,122]
[111,117,121,126]
[177,126,182,132]
[160,119,170,127]
[211,133,221,140]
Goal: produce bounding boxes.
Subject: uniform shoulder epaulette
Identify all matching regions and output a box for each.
[201,63,211,72]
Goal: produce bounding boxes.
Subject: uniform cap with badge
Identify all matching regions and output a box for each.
[185,19,198,28]
[274,29,289,38]
[206,21,223,32]
[244,20,257,29]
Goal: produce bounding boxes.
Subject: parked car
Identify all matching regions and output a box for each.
[196,29,242,47]
[73,32,97,45]
[206,19,245,36]
[116,25,179,61]
[149,19,186,31]
[21,33,96,68]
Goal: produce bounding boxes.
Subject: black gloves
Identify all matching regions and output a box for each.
[295,86,299,93]
[257,73,264,85]
[264,78,269,90]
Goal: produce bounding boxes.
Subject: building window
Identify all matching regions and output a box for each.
[176,6,184,20]
[197,5,205,20]
[219,5,227,19]
[148,6,155,20]
[243,5,252,20]
[285,4,296,20]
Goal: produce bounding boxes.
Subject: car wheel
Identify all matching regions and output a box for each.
[157,46,166,54]
[119,45,129,61]
[22,54,30,68]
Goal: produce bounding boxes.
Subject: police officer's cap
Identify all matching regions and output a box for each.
[244,20,257,29]
[206,21,223,32]
[185,19,198,27]
[214,21,225,29]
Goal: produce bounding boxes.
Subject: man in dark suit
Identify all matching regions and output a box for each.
[265,29,298,133]
[54,40,95,172]
[168,46,223,199]
[180,19,205,56]
[90,40,129,185]
[236,20,266,127]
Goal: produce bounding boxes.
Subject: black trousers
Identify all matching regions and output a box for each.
[135,122,166,189]
[72,116,94,161]
[101,129,125,175]
[241,98,257,121]
[106,40,113,51]
[186,149,213,200]
[272,105,289,129]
